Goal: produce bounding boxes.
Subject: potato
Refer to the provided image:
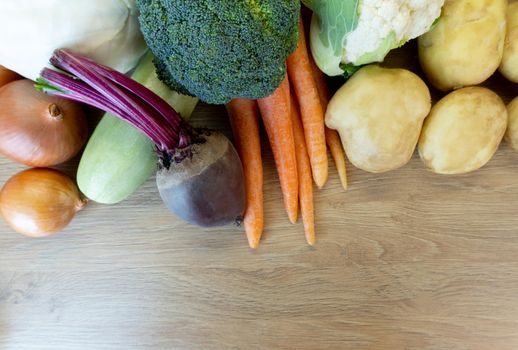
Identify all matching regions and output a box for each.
[418,87,507,174]
[505,97,518,151]
[326,65,431,173]
[499,2,518,83]
[418,0,507,91]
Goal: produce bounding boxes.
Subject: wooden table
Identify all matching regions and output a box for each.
[1,45,518,349]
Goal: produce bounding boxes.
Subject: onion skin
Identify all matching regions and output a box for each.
[0,79,88,167]
[0,65,20,88]
[0,168,86,237]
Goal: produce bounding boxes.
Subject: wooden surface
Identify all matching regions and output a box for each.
[2,45,518,350]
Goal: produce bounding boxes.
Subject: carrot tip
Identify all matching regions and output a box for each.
[288,212,298,225]
[314,170,329,189]
[247,238,260,249]
[315,181,327,190]
[336,166,348,191]
[245,229,262,249]
[248,241,259,249]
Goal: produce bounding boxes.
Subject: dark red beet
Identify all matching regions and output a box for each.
[156,132,245,227]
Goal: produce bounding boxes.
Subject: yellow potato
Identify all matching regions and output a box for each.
[505,97,518,151]
[326,65,431,173]
[499,2,518,83]
[418,0,507,91]
[418,87,507,174]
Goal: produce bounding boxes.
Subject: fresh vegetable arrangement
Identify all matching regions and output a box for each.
[37,50,245,228]
[77,53,198,205]
[226,17,342,247]
[0,0,517,249]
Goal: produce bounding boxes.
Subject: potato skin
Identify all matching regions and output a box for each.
[418,87,507,174]
[505,97,518,151]
[499,2,518,83]
[418,0,507,91]
[326,65,431,173]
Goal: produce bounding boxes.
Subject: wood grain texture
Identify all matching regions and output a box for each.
[1,42,518,350]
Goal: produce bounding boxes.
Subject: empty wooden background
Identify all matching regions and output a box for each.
[1,43,518,349]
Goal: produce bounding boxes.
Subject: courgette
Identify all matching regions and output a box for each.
[77,53,198,204]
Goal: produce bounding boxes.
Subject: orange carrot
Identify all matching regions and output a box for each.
[307,55,330,107]
[257,75,298,224]
[324,128,348,190]
[289,90,315,245]
[227,99,264,249]
[287,19,328,189]
[307,54,348,190]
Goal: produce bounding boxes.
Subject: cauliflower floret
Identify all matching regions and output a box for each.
[306,0,445,76]
[345,0,443,65]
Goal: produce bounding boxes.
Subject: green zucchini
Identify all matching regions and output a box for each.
[77,52,198,204]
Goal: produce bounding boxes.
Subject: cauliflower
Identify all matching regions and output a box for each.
[304,0,445,76]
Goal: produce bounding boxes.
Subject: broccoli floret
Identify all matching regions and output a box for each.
[136,0,300,104]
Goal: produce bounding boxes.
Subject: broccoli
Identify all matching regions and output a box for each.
[136,0,300,104]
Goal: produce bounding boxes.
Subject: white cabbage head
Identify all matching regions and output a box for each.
[0,0,147,80]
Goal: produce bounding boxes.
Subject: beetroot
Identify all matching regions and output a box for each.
[38,49,245,227]
[157,132,244,226]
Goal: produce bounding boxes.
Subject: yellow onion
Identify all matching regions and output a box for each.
[0,65,20,88]
[0,79,88,167]
[0,168,86,237]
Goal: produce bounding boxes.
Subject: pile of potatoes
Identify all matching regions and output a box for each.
[326,0,518,175]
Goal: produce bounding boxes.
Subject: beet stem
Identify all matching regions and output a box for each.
[76,54,183,131]
[37,73,162,146]
[46,50,185,151]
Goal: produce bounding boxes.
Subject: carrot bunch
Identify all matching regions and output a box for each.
[226,18,348,249]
